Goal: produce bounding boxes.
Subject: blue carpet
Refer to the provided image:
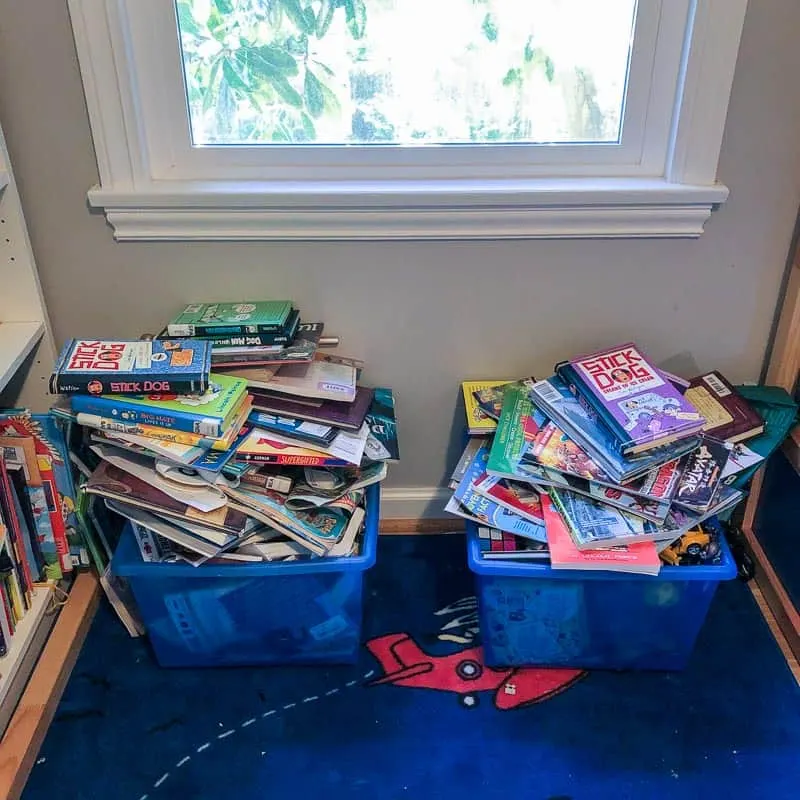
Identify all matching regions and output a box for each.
[754,453,800,611]
[23,534,800,800]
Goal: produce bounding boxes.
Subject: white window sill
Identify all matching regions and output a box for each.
[89,177,729,242]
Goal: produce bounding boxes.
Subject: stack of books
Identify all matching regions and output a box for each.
[452,342,766,576]
[46,303,398,608]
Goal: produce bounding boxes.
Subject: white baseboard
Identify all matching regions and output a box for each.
[380,487,453,519]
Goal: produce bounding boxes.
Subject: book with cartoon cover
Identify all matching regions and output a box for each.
[673,439,731,512]
[555,343,705,456]
[472,475,544,526]
[461,379,511,434]
[50,339,212,396]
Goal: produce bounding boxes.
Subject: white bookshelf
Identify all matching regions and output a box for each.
[0,589,56,734]
[0,321,45,394]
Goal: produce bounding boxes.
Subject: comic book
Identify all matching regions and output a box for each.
[555,343,705,456]
[471,475,544,526]
[461,380,511,434]
[673,438,731,513]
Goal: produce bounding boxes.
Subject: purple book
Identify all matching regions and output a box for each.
[249,386,374,431]
[555,342,705,456]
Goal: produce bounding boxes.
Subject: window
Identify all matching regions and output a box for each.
[68,0,747,241]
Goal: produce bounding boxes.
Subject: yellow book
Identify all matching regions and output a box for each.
[461,380,512,435]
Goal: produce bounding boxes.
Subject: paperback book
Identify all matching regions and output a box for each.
[477,527,550,561]
[50,339,212,396]
[363,388,400,462]
[166,301,295,337]
[461,379,511,434]
[211,321,325,366]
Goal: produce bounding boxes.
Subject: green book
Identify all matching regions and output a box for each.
[69,373,248,438]
[485,380,544,480]
[166,301,294,337]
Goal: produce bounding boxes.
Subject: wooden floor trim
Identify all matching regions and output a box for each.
[379,518,464,534]
[0,572,101,800]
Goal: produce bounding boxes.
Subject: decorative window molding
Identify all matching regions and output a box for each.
[68,0,748,241]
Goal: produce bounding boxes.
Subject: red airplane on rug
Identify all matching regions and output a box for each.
[366,632,585,711]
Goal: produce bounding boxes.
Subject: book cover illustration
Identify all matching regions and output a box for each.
[673,439,731,512]
[477,527,550,560]
[450,443,547,542]
[557,343,704,452]
[363,388,399,462]
[486,381,546,480]
[461,380,510,434]
[721,441,764,481]
[472,475,544,525]
[234,429,350,467]
[542,495,660,575]
[69,373,248,438]
[684,371,764,443]
[50,339,212,396]
[528,421,609,482]
[167,301,294,337]
[529,376,698,483]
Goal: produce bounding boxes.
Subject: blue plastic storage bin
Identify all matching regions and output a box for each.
[111,485,379,667]
[466,521,737,671]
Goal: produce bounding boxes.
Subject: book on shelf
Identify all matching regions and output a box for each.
[50,339,212,396]
[69,373,248,438]
[554,342,705,456]
[684,371,764,443]
[166,301,295,338]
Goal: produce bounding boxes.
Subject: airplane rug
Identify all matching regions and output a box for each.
[23,533,800,800]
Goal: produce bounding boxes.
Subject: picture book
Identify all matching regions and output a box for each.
[211,322,325,367]
[461,380,511,434]
[542,495,660,575]
[249,386,373,431]
[529,421,609,481]
[684,371,764,443]
[485,381,546,480]
[673,438,731,512]
[226,359,357,403]
[363,388,399,462]
[529,375,700,483]
[69,373,248,438]
[166,301,294,337]
[450,442,547,542]
[472,475,544,525]
[234,429,350,467]
[555,343,705,455]
[50,339,212,396]
[243,422,370,466]
[86,461,252,535]
[477,527,550,561]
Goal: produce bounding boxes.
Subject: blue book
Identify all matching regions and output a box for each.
[69,373,247,437]
[529,376,699,483]
[50,339,212,396]
[248,411,337,447]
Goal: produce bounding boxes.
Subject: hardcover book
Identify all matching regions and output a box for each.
[249,386,373,431]
[542,495,661,575]
[211,321,325,367]
[69,373,248,438]
[224,359,357,403]
[461,380,511,434]
[529,375,700,483]
[684,371,764,443]
[50,339,212,396]
[555,343,705,455]
[166,301,294,337]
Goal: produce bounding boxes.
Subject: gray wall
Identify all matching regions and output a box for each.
[1,0,799,500]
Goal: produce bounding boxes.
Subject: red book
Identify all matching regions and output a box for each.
[541,495,661,576]
[0,454,35,604]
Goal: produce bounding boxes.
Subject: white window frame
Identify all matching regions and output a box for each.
[68,0,748,241]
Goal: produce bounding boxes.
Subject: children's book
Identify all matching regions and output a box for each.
[164,308,301,348]
[542,495,661,575]
[211,322,325,366]
[529,375,700,483]
[449,438,488,489]
[226,359,357,403]
[166,301,295,337]
[684,371,764,443]
[234,429,350,467]
[363,388,399,462]
[472,475,544,525]
[69,373,248,438]
[50,339,212,396]
[249,386,373,431]
[485,381,546,480]
[248,411,338,447]
[555,343,705,456]
[477,527,550,560]
[673,438,731,513]
[461,380,511,434]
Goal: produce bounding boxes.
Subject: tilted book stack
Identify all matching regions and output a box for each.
[449,342,766,575]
